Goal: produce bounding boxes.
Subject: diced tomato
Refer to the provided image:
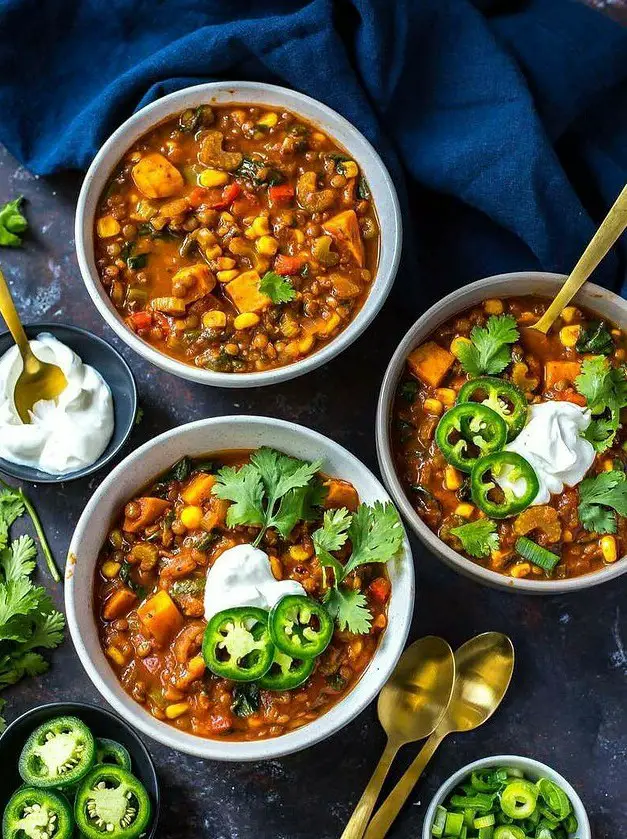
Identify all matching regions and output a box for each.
[209,182,242,210]
[368,577,391,605]
[128,311,153,331]
[553,389,587,407]
[209,713,233,734]
[274,253,305,275]
[268,184,295,205]
[188,186,209,208]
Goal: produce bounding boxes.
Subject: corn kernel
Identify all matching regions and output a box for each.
[602,459,615,472]
[510,562,531,578]
[424,398,444,416]
[559,325,581,348]
[219,211,235,225]
[180,505,203,529]
[269,555,283,580]
[321,313,341,335]
[204,244,222,261]
[245,216,270,239]
[450,336,472,356]
[292,229,305,244]
[444,466,463,491]
[298,334,315,354]
[562,530,573,543]
[615,348,626,362]
[257,112,278,128]
[102,561,121,579]
[202,310,227,329]
[216,269,240,283]
[341,160,359,179]
[289,544,313,562]
[97,216,121,238]
[435,388,456,407]
[454,503,475,519]
[561,306,578,323]
[165,702,190,720]
[611,329,622,337]
[216,257,236,270]
[484,299,504,315]
[198,168,229,188]
[601,535,618,563]
[256,235,279,256]
[234,312,261,330]
[106,645,127,667]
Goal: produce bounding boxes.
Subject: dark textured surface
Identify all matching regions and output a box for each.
[1,37,627,839]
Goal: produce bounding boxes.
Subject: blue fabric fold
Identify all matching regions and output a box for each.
[0,0,625,298]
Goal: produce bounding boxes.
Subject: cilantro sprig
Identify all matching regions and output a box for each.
[454,315,519,377]
[0,482,64,731]
[0,196,28,247]
[313,503,404,634]
[450,519,499,558]
[575,356,627,452]
[259,271,296,304]
[212,448,323,545]
[578,470,627,534]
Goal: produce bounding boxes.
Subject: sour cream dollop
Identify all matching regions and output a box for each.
[203,543,306,621]
[496,401,595,505]
[0,333,114,475]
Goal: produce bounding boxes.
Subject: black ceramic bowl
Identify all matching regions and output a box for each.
[0,701,160,837]
[0,323,137,483]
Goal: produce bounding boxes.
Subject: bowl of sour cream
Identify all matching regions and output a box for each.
[0,324,137,483]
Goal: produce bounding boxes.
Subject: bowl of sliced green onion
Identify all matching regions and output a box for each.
[423,755,591,839]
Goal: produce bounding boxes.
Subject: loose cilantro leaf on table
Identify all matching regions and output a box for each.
[575,356,627,452]
[454,315,519,377]
[450,519,499,558]
[259,271,296,304]
[0,196,28,247]
[578,470,627,534]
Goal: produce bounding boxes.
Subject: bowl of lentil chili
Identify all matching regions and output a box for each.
[75,82,401,387]
[65,415,414,760]
[376,271,627,594]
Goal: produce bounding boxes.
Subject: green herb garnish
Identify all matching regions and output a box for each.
[259,271,297,304]
[576,356,627,452]
[454,315,519,377]
[576,320,614,355]
[0,197,28,247]
[127,253,148,271]
[449,519,499,558]
[399,380,418,403]
[578,470,627,534]
[231,683,260,717]
[236,156,284,187]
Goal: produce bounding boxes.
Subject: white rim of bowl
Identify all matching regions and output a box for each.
[65,415,415,760]
[75,81,402,388]
[376,271,627,594]
[422,754,591,839]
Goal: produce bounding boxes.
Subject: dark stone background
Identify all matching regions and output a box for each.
[1,6,626,834]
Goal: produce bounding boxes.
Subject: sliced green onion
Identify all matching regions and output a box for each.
[444,811,464,836]
[474,814,496,829]
[537,778,572,820]
[563,812,578,833]
[493,827,525,839]
[432,804,447,837]
[500,779,539,819]
[478,828,495,839]
[515,537,560,572]
[463,808,476,827]
[449,793,495,813]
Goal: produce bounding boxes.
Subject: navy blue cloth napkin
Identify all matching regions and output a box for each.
[0,0,626,299]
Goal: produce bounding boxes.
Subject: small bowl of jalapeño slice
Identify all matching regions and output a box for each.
[0,701,159,839]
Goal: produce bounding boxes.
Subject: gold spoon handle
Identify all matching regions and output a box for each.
[532,183,627,334]
[340,739,401,839]
[363,732,445,839]
[0,266,35,365]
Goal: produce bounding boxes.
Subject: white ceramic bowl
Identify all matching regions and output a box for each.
[377,271,627,594]
[75,81,402,388]
[65,416,414,760]
[422,755,591,839]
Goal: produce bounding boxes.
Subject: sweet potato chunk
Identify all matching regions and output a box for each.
[123,497,171,533]
[137,590,184,645]
[330,273,361,300]
[324,479,359,512]
[201,498,230,532]
[225,270,272,313]
[103,587,137,621]
[407,342,455,388]
[544,360,581,390]
[171,264,216,305]
[181,473,217,506]
[132,153,184,199]
[323,210,365,267]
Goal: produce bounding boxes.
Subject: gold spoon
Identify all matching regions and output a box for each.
[340,636,455,839]
[363,632,514,839]
[0,266,67,423]
[531,182,627,334]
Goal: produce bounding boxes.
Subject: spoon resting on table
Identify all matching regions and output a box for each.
[0,266,67,423]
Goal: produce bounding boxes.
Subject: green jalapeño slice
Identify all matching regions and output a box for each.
[435,403,507,473]
[457,376,528,441]
[260,648,315,690]
[95,738,132,772]
[2,787,73,839]
[471,451,539,518]
[269,595,334,659]
[202,606,274,681]
[74,765,152,839]
[19,716,96,789]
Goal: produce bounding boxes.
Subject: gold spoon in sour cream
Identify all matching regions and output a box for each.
[0,267,67,423]
[531,182,627,334]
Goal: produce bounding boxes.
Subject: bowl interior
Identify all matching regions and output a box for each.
[377,272,627,593]
[0,701,160,838]
[0,323,137,483]
[422,755,591,839]
[66,416,414,760]
[75,81,402,387]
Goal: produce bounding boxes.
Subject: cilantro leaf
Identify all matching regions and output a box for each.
[576,321,614,355]
[582,418,617,453]
[0,651,49,688]
[578,470,627,534]
[454,315,519,376]
[259,271,296,304]
[0,196,28,247]
[213,464,265,529]
[575,357,627,451]
[20,610,65,652]
[0,489,24,551]
[270,481,326,540]
[313,508,352,554]
[450,519,499,558]
[324,587,372,634]
[344,502,404,576]
[0,535,36,582]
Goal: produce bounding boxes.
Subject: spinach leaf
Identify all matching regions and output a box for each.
[231,683,261,717]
